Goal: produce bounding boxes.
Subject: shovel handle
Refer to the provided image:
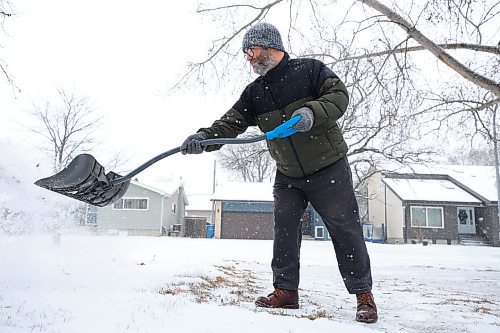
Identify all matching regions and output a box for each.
[110,135,267,186]
[111,116,301,186]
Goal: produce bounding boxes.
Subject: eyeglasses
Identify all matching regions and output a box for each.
[243,46,256,58]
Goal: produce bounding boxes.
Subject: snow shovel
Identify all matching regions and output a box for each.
[34,116,302,207]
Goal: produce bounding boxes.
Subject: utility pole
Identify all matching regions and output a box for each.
[211,160,217,227]
[492,106,500,231]
[212,159,217,194]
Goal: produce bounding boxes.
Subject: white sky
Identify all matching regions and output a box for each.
[1,0,497,198]
[0,0,246,195]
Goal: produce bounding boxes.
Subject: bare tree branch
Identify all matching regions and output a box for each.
[217,129,276,182]
[304,43,499,63]
[30,89,102,172]
[359,0,500,96]
[0,0,16,87]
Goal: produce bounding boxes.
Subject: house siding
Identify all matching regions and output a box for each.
[214,201,222,239]
[219,201,274,240]
[493,206,500,247]
[367,172,384,225]
[367,172,404,243]
[97,184,163,235]
[386,188,404,241]
[162,188,186,232]
[404,204,459,243]
[478,205,499,246]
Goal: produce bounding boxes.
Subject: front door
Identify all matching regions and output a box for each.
[457,207,476,234]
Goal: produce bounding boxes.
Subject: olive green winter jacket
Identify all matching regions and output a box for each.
[199,53,349,179]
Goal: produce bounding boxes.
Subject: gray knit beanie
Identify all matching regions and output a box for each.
[242,22,285,52]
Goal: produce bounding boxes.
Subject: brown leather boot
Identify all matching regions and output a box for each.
[255,288,299,309]
[356,292,378,323]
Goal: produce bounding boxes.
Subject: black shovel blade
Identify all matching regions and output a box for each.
[34,154,130,207]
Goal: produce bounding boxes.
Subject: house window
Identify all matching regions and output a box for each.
[410,206,443,228]
[113,198,148,210]
[171,203,177,215]
[85,204,98,225]
[315,226,325,239]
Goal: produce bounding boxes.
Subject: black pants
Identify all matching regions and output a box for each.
[272,156,372,294]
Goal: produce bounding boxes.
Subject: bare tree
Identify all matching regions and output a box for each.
[447,145,495,165]
[0,0,14,85]
[171,0,499,215]
[217,128,276,182]
[183,1,499,94]
[31,88,102,172]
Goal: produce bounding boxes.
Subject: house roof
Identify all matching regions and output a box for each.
[130,180,185,198]
[382,164,497,203]
[211,182,274,202]
[383,178,482,204]
[130,181,170,196]
[186,194,213,211]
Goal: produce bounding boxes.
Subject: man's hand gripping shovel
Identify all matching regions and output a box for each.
[34,116,302,207]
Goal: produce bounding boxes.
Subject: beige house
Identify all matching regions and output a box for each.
[367,165,498,246]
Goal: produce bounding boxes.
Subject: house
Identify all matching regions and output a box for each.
[211,182,331,240]
[186,194,214,225]
[367,165,499,247]
[91,181,188,236]
[183,193,215,238]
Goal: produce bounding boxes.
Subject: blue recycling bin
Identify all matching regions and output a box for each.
[206,224,215,238]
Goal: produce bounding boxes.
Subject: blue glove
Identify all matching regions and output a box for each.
[181,132,208,155]
[291,107,314,132]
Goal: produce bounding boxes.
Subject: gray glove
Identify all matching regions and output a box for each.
[181,132,208,155]
[291,107,314,132]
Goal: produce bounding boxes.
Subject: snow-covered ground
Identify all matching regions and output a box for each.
[0,140,499,332]
[0,234,498,333]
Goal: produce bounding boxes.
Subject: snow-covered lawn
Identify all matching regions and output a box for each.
[0,234,498,333]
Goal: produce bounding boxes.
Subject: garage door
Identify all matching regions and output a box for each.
[221,211,274,240]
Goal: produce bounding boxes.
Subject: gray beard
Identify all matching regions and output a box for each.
[252,51,275,76]
[253,62,272,76]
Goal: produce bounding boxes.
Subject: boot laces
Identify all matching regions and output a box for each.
[268,288,286,298]
[357,292,375,307]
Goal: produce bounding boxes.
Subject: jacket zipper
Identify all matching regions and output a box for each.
[287,130,306,177]
[267,86,306,177]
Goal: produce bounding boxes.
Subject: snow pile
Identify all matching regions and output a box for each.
[0,139,81,234]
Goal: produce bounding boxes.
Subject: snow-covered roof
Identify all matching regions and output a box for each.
[443,166,496,202]
[382,164,497,202]
[212,182,274,201]
[186,194,213,211]
[383,178,482,203]
[130,181,178,197]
